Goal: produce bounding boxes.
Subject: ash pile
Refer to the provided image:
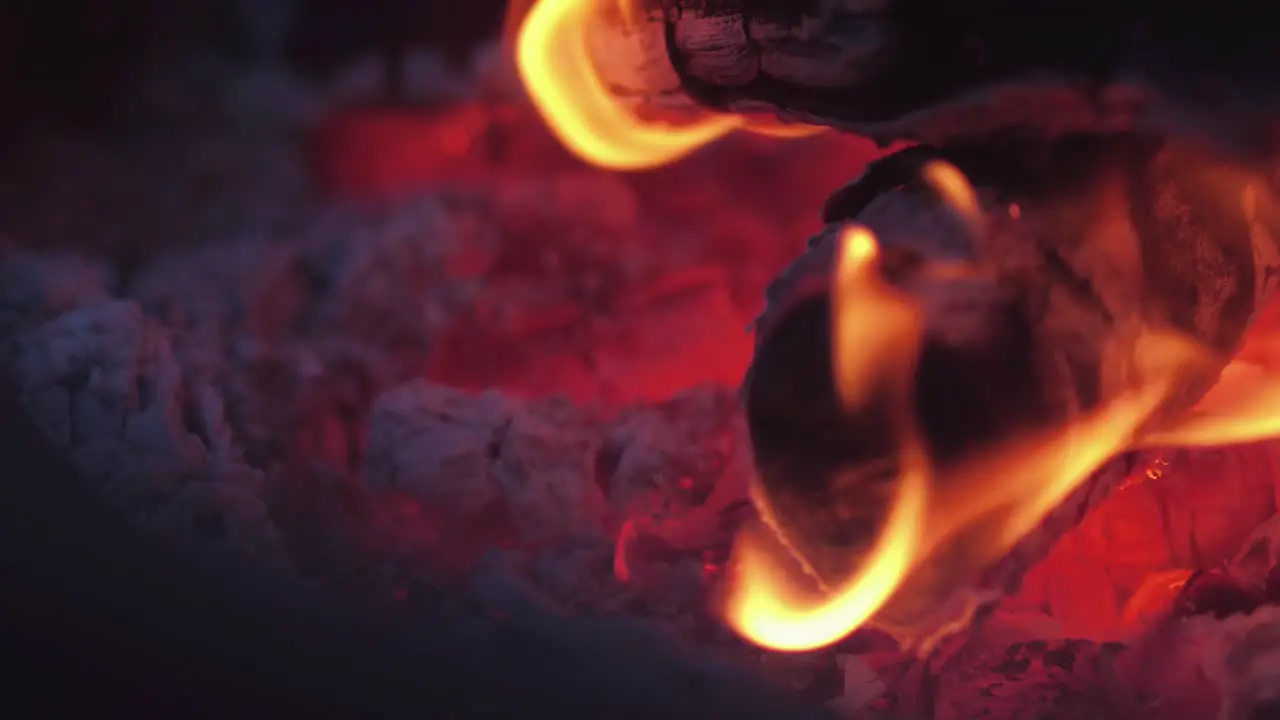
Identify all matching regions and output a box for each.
[7,49,1280,720]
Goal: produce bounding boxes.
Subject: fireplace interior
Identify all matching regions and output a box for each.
[6,2,1280,719]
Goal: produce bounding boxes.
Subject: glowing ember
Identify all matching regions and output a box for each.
[1120,567,1195,625]
[513,0,822,171]
[613,518,637,582]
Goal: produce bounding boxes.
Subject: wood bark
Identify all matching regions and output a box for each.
[585,1,1280,148]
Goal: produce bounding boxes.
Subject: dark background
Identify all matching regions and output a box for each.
[0,0,509,140]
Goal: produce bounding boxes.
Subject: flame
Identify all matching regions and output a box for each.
[725,168,1280,652]
[725,227,931,650]
[725,224,1195,652]
[829,227,922,408]
[513,0,824,171]
[920,160,984,237]
[1136,358,1280,448]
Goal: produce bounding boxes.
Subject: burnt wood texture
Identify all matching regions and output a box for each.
[586,0,1280,148]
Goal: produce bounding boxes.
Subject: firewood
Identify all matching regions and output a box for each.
[744,132,1280,645]
[580,0,1280,151]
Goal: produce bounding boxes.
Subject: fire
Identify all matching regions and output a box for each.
[724,225,1202,653]
[919,160,983,237]
[724,227,931,651]
[724,220,1280,653]
[512,0,823,171]
[509,0,1280,655]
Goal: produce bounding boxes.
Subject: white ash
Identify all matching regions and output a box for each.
[490,404,608,543]
[0,180,760,649]
[361,380,746,624]
[364,383,511,517]
[5,297,292,577]
[299,195,467,346]
[126,195,471,469]
[364,381,608,542]
[603,389,740,515]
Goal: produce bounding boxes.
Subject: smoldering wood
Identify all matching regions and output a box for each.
[585,0,1280,151]
[744,133,1280,642]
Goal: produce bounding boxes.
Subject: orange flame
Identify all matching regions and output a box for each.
[725,196,1280,653]
[920,159,984,237]
[724,227,932,651]
[513,0,823,171]
[723,224,1203,653]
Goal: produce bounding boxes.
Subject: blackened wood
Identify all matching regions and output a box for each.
[743,133,1280,641]
[590,0,1280,148]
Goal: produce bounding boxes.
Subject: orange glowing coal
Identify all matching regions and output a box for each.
[510,0,1280,654]
[512,0,824,171]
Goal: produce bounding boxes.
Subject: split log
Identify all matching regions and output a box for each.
[578,0,1280,149]
[743,132,1280,644]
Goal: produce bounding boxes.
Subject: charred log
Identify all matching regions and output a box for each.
[744,132,1280,642]
[584,0,1280,150]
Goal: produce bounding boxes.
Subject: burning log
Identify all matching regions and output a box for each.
[564,0,1280,150]
[734,132,1280,650]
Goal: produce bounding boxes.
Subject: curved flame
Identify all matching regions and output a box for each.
[722,178,1280,653]
[920,159,984,237]
[724,226,1188,652]
[513,0,823,171]
[724,227,931,651]
[725,466,928,652]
